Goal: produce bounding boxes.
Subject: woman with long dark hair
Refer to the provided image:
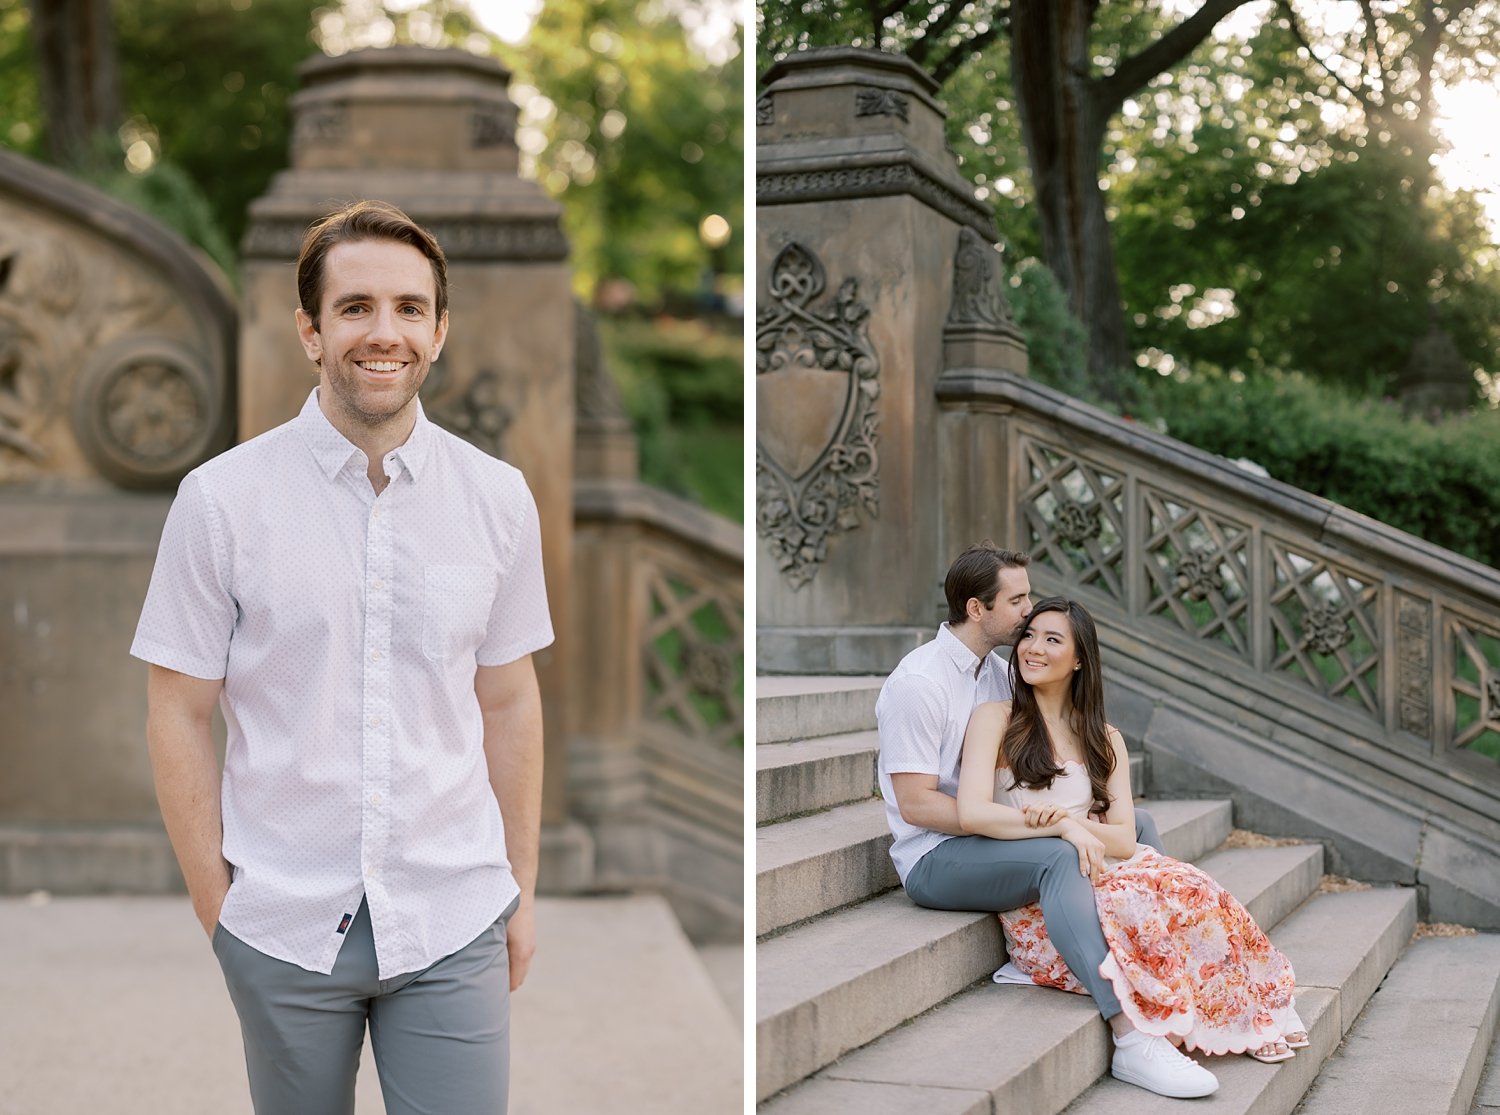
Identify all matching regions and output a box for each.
[955,597,1307,1068]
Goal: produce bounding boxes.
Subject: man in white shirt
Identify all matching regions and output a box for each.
[133,200,551,1114]
[877,543,1219,1099]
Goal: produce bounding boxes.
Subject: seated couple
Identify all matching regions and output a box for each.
[876,543,1304,1100]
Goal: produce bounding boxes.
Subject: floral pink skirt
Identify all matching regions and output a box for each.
[999,847,1303,1056]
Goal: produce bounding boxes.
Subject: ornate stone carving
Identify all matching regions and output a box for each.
[0,313,50,466]
[72,335,220,486]
[241,217,569,262]
[470,107,514,148]
[1396,595,1432,736]
[1054,498,1101,547]
[684,639,736,696]
[0,160,231,488]
[431,366,511,458]
[755,242,879,589]
[855,88,909,121]
[758,161,994,238]
[1302,601,1354,656]
[293,105,347,147]
[573,303,626,424]
[1174,549,1224,602]
[945,227,1013,329]
[756,95,773,127]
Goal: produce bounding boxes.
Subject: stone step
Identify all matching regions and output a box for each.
[1297,933,1500,1115]
[755,733,1147,826]
[756,731,880,824]
[1063,886,1416,1115]
[757,676,884,744]
[0,823,182,894]
[758,798,897,937]
[762,882,1405,1115]
[756,797,1234,942]
[1470,1020,1500,1114]
[757,828,1317,1104]
[694,941,744,1035]
[756,891,999,1103]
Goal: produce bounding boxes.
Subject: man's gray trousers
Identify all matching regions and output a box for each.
[903,810,1164,1020]
[212,895,517,1115]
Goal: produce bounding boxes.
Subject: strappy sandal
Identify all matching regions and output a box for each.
[1249,1040,1295,1064]
[1284,1031,1310,1049]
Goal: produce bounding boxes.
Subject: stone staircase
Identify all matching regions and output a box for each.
[756,675,1500,1113]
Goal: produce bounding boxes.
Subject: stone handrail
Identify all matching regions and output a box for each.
[570,477,742,938]
[574,477,744,752]
[937,368,1500,818]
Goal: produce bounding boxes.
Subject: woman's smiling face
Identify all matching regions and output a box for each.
[1014,609,1080,687]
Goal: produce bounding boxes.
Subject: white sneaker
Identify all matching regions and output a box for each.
[1110,1030,1219,1098]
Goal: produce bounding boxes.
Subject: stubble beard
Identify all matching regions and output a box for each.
[323,353,429,430]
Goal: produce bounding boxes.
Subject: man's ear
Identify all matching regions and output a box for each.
[431,309,449,361]
[295,308,322,365]
[966,596,984,623]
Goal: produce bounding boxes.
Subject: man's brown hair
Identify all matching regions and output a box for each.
[295,200,448,330]
[944,541,1030,624]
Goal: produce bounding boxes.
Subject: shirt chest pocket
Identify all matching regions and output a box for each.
[422,564,495,663]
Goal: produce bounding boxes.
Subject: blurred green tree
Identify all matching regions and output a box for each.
[4,0,743,307]
[509,0,743,304]
[758,0,1500,409]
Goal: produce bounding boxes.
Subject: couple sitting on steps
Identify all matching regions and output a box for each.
[877,542,1306,1100]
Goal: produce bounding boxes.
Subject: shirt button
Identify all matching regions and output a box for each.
[370,792,382,805]
[370,578,383,590]
[368,716,381,728]
[370,650,382,662]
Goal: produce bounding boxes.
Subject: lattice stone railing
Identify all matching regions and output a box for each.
[572,479,744,754]
[643,550,744,750]
[938,369,1500,807]
[569,478,741,938]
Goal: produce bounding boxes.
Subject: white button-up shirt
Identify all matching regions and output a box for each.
[876,624,1013,883]
[132,389,553,977]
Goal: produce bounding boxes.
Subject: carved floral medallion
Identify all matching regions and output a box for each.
[1174,549,1225,602]
[1302,601,1354,656]
[1054,498,1101,547]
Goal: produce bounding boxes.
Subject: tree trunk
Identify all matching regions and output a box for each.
[27,0,121,170]
[1008,0,1132,406]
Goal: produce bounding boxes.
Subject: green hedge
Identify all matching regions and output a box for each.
[598,315,743,522]
[1139,369,1500,570]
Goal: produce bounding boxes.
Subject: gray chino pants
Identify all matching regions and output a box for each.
[903,810,1163,1020]
[213,895,518,1115]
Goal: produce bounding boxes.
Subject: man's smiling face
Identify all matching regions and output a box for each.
[296,237,449,430]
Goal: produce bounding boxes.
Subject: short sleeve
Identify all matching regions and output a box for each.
[877,672,946,776]
[989,650,1014,702]
[130,471,235,680]
[476,480,555,667]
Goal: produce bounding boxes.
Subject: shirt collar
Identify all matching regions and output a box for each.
[936,622,986,678]
[294,388,434,483]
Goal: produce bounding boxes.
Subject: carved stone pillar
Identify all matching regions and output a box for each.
[238,47,580,880]
[756,48,1006,673]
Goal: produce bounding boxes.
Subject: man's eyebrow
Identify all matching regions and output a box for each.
[329,292,432,309]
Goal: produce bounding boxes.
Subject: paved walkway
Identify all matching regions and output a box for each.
[0,893,742,1114]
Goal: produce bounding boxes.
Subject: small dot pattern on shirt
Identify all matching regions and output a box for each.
[132,389,554,978]
[875,624,1013,884]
